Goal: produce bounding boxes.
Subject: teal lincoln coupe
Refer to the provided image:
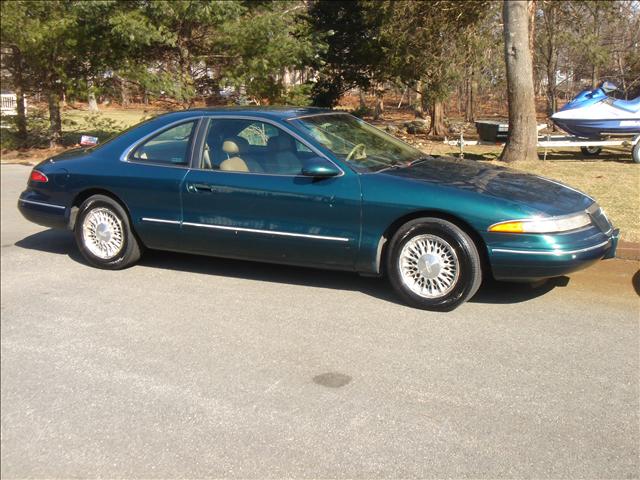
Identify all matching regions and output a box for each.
[18,108,619,311]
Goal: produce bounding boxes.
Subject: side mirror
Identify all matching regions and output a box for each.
[601,81,617,93]
[301,157,341,178]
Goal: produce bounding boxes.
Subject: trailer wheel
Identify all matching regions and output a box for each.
[633,142,640,164]
[581,146,602,157]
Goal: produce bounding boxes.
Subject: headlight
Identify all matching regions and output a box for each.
[488,212,591,233]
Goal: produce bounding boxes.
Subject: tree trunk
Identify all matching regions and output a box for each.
[122,88,130,106]
[88,95,98,111]
[47,90,63,148]
[87,77,99,112]
[11,48,27,146]
[527,0,536,60]
[617,55,627,98]
[429,101,446,136]
[546,63,557,117]
[546,72,557,132]
[373,87,384,120]
[14,85,28,146]
[397,86,407,108]
[178,43,195,109]
[527,0,537,95]
[500,0,539,163]
[359,89,367,110]
[591,6,600,87]
[542,3,558,121]
[414,80,424,118]
[120,76,130,106]
[465,69,476,123]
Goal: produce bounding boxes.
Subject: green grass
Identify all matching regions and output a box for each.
[63,108,159,130]
[1,107,165,153]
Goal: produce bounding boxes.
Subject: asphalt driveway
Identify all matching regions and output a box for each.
[1,164,638,478]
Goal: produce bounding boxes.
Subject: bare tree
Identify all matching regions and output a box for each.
[500,0,538,163]
[537,0,562,117]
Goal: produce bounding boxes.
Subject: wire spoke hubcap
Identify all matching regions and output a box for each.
[82,207,124,260]
[398,234,459,299]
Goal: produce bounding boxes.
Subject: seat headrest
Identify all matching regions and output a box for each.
[267,134,294,152]
[222,137,249,155]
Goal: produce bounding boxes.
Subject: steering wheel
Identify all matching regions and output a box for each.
[346,143,366,161]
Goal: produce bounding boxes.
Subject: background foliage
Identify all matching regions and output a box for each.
[1,0,639,147]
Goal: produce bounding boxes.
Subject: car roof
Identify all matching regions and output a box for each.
[152,106,340,122]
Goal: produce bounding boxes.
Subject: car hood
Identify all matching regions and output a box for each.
[382,157,593,216]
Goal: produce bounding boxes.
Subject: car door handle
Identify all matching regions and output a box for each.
[187,183,214,193]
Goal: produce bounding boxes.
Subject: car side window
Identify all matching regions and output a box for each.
[200,118,327,175]
[130,121,196,166]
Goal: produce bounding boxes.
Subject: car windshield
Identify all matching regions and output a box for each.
[289,113,426,172]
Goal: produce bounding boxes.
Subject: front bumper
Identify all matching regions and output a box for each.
[488,227,619,281]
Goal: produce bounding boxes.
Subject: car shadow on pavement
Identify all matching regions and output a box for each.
[16,229,566,306]
[15,228,84,259]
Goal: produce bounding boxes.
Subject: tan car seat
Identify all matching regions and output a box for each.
[220,138,249,172]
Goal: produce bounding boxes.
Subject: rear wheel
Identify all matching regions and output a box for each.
[632,142,640,164]
[386,218,482,311]
[581,146,602,157]
[75,194,142,269]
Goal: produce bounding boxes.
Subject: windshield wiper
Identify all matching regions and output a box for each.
[407,156,431,166]
[374,156,432,173]
[376,161,405,172]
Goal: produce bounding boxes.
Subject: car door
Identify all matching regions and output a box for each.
[118,118,200,251]
[180,117,361,269]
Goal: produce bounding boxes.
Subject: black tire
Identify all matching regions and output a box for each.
[581,146,602,157]
[632,142,640,164]
[74,194,142,269]
[386,218,482,311]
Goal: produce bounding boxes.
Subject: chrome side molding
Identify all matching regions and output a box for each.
[19,199,66,210]
[141,217,349,242]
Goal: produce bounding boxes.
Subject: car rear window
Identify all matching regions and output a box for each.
[130,121,196,166]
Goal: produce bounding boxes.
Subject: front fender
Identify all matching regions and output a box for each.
[355,173,534,273]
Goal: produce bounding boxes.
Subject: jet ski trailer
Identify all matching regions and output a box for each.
[536,133,640,162]
[443,130,640,163]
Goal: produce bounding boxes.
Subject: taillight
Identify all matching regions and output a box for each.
[30,170,48,183]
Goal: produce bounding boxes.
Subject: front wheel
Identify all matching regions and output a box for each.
[386,218,482,311]
[75,194,142,269]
